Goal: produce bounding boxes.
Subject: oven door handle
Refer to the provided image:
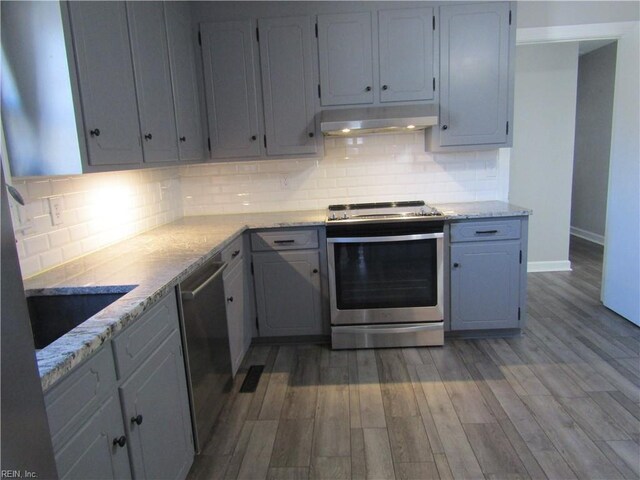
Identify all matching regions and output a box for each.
[327,232,443,244]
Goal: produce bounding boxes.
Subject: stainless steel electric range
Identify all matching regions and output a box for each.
[326,201,445,349]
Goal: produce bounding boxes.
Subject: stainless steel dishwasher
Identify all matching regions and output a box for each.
[178,257,232,453]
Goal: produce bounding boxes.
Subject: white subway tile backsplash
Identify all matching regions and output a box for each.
[179,134,505,216]
[13,167,182,278]
[12,133,508,278]
[48,229,71,248]
[23,234,50,257]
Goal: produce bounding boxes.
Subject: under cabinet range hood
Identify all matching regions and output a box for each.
[320,104,438,137]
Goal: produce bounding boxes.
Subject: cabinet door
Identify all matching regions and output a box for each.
[253,250,322,337]
[164,2,205,163]
[201,21,261,159]
[127,2,179,163]
[258,16,317,156]
[224,260,246,376]
[68,2,142,166]
[120,329,193,480]
[317,12,374,106]
[378,8,434,103]
[55,395,131,480]
[439,3,510,146]
[450,240,521,330]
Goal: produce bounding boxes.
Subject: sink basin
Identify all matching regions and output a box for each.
[27,288,135,349]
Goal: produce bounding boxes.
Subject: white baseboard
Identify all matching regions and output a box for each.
[528,261,572,273]
[570,226,605,246]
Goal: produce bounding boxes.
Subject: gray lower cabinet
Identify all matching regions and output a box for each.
[253,250,322,337]
[258,16,318,155]
[44,291,193,480]
[54,394,131,480]
[119,329,193,480]
[449,218,527,331]
[428,2,514,151]
[223,241,248,376]
[252,233,323,337]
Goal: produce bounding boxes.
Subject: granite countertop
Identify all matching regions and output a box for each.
[435,201,531,219]
[29,202,529,392]
[30,210,324,392]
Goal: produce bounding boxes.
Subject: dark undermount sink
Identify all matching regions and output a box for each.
[27,288,135,349]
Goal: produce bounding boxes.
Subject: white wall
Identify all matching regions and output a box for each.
[571,42,617,242]
[517,1,640,28]
[602,23,640,325]
[509,42,579,271]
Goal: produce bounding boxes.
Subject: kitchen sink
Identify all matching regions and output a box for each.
[27,288,135,349]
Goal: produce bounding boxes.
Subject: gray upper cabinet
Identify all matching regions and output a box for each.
[258,16,318,156]
[68,2,143,167]
[127,2,179,163]
[436,2,512,148]
[165,2,205,163]
[201,21,262,159]
[378,8,435,103]
[317,12,375,106]
[119,329,193,480]
[253,249,323,337]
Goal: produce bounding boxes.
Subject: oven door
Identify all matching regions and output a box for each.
[327,232,443,325]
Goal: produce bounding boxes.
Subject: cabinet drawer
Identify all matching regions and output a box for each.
[45,345,117,449]
[450,219,521,243]
[112,291,178,380]
[251,229,319,251]
[221,235,243,269]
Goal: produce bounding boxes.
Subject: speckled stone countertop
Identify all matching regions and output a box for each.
[28,210,324,392]
[28,202,529,392]
[435,201,531,219]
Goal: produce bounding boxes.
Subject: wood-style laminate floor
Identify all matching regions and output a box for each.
[188,236,640,480]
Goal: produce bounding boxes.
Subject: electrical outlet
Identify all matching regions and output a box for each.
[48,196,64,226]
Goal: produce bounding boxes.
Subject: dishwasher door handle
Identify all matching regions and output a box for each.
[181,262,228,301]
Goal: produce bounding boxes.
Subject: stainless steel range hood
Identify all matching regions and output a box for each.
[320,104,438,137]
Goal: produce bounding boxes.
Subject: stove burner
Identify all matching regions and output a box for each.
[326,200,443,223]
[328,200,425,211]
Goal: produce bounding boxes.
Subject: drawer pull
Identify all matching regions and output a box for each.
[227,296,234,303]
[453,263,460,268]
[475,230,498,234]
[273,239,295,244]
[231,250,240,258]
[113,436,127,448]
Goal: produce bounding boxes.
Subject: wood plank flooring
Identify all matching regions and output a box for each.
[188,237,639,479]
